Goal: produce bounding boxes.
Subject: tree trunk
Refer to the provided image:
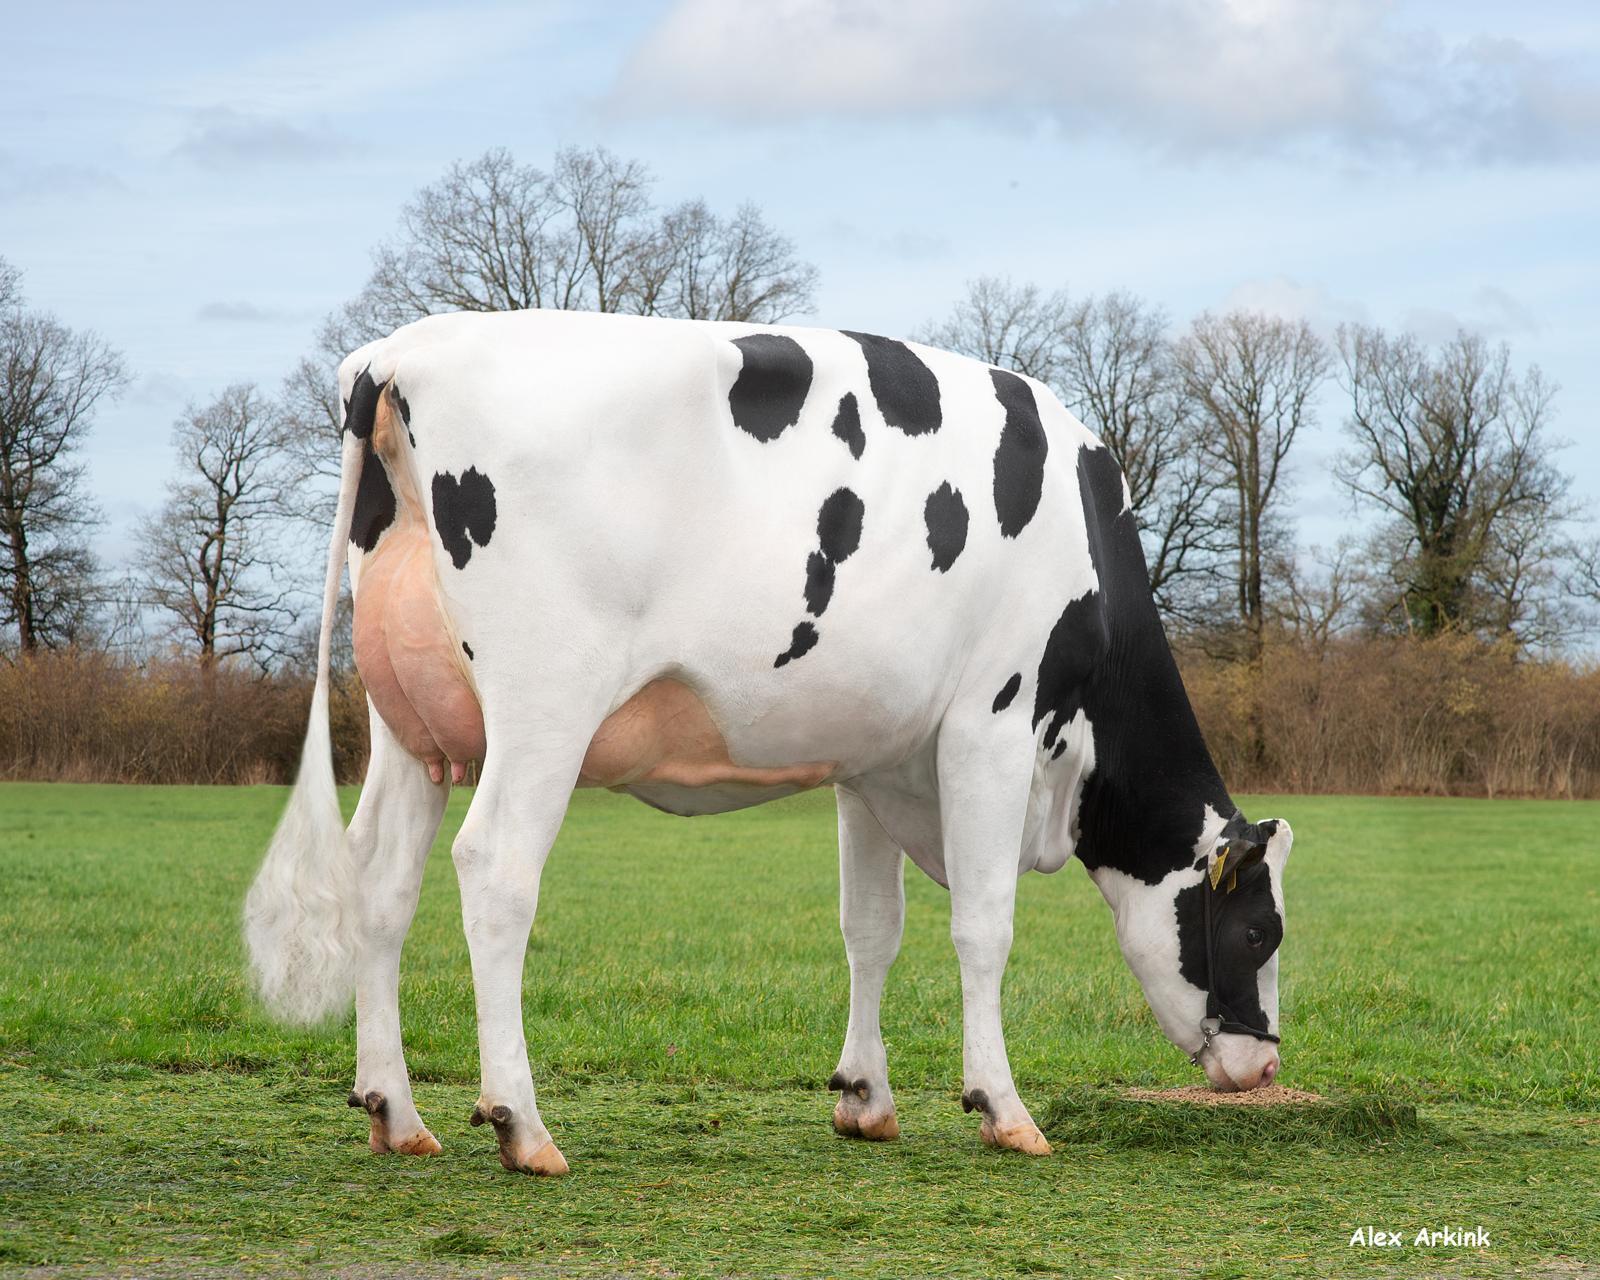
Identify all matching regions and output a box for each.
[5,521,35,651]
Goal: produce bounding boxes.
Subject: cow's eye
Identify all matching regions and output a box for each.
[1245,926,1266,948]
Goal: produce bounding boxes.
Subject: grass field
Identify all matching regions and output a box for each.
[1,783,1597,1278]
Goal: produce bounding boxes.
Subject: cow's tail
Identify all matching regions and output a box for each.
[243,412,369,1025]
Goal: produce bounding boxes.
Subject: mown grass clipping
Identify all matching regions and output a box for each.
[1042,1088,1425,1149]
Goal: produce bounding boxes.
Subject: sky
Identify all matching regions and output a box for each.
[3,0,1598,569]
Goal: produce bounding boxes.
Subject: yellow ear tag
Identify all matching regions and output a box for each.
[1209,846,1230,890]
[1226,867,1239,894]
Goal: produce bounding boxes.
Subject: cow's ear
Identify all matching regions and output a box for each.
[1207,838,1263,893]
[1263,819,1294,870]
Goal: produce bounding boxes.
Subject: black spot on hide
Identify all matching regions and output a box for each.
[990,368,1048,538]
[774,622,819,668]
[432,467,498,570]
[349,440,396,552]
[343,366,380,440]
[843,331,941,436]
[728,334,814,443]
[776,488,866,666]
[923,481,968,572]
[830,392,865,459]
[804,552,835,616]
[817,488,865,563]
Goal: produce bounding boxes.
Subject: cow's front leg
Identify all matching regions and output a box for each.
[451,753,582,1177]
[348,715,449,1156]
[830,787,904,1141]
[940,721,1051,1156]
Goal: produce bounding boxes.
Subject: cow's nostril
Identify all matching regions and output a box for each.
[1260,1056,1280,1087]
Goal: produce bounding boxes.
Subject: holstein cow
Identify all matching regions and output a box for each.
[246,309,1292,1176]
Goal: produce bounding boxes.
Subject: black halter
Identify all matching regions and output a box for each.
[1189,841,1281,1065]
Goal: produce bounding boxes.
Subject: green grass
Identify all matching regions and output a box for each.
[1,784,1597,1277]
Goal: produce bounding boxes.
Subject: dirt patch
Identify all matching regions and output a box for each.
[1125,1084,1326,1106]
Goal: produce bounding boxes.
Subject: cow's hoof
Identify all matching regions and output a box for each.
[387,1128,443,1156]
[829,1071,899,1141]
[833,1095,900,1141]
[494,1132,569,1176]
[472,1103,570,1177]
[979,1118,1052,1156]
[510,1139,570,1177]
[350,1089,441,1156]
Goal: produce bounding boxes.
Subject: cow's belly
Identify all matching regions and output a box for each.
[617,778,822,817]
[580,677,835,810]
[359,537,841,798]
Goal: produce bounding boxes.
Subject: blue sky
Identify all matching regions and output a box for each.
[3,0,1598,566]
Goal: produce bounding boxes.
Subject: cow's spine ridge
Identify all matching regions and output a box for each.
[242,422,369,1024]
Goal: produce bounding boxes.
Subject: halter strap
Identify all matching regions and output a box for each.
[1190,835,1280,1065]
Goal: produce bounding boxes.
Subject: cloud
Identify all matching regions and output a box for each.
[613,0,1600,165]
[1470,285,1539,336]
[171,108,347,168]
[1222,276,1370,336]
[1223,276,1540,344]
[124,372,193,409]
[1403,285,1541,345]
[174,5,564,118]
[0,150,124,204]
[195,300,304,324]
[822,220,951,260]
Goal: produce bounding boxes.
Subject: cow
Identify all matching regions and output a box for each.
[245,308,1293,1176]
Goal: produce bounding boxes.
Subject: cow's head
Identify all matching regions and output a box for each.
[1091,817,1293,1091]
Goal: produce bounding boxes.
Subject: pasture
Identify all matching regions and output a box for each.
[1,783,1597,1278]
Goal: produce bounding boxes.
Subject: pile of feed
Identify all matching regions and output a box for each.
[1125,1084,1325,1106]
[1041,1086,1420,1147]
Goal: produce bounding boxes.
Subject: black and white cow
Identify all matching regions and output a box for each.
[246,309,1292,1175]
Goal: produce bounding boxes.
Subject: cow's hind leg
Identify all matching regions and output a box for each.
[939,713,1052,1156]
[830,787,904,1141]
[347,713,449,1155]
[452,733,595,1177]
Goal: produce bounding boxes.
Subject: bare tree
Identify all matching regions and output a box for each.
[1336,326,1574,646]
[921,279,1223,620]
[280,146,819,530]
[365,148,580,315]
[634,200,819,323]
[1276,541,1362,652]
[0,274,128,652]
[277,299,390,527]
[1569,538,1600,641]
[554,146,655,314]
[136,384,299,670]
[1057,293,1223,620]
[0,257,20,311]
[917,276,1070,380]
[1175,311,1330,661]
[356,146,817,327]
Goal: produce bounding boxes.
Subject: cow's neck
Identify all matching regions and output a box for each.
[1070,627,1233,885]
[1063,444,1235,886]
